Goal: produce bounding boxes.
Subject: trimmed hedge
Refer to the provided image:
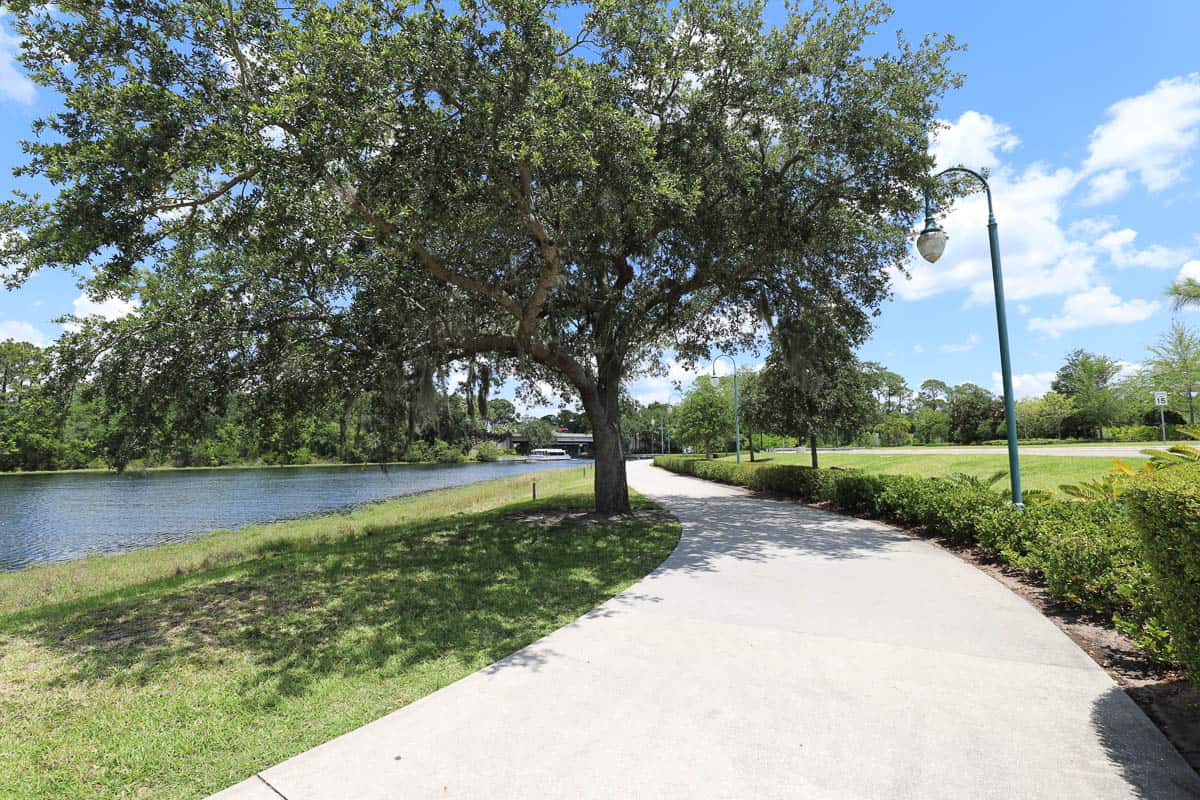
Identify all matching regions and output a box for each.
[653,455,1183,670]
[1125,465,1200,682]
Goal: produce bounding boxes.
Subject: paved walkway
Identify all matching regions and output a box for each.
[212,462,1200,799]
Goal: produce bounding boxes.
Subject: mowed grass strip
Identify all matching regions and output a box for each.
[719,451,1141,494]
[0,468,680,800]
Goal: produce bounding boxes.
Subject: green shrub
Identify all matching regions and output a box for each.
[474,441,503,462]
[973,504,1036,562]
[432,440,465,463]
[653,455,695,474]
[287,447,315,465]
[1106,425,1168,442]
[865,474,1003,545]
[406,441,433,463]
[829,472,885,515]
[1125,465,1200,681]
[1025,502,1139,612]
[745,464,823,501]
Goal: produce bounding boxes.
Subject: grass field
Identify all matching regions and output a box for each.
[0,468,679,800]
[720,451,1141,494]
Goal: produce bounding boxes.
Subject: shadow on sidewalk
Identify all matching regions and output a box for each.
[642,490,910,576]
[1091,687,1200,799]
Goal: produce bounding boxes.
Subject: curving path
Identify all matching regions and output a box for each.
[211,461,1200,799]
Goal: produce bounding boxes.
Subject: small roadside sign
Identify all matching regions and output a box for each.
[1154,391,1169,406]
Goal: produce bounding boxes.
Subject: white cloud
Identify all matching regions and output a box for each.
[992,370,1056,399]
[901,156,1090,305]
[65,292,138,332]
[73,293,138,320]
[1028,286,1160,338]
[902,90,1198,310]
[913,344,924,353]
[0,319,47,346]
[940,333,980,353]
[1017,304,1031,315]
[1096,227,1189,269]
[1083,73,1200,198]
[0,20,34,104]
[931,111,1019,171]
[1082,169,1130,206]
[1115,360,1143,383]
[261,125,287,149]
[627,354,757,405]
[1178,259,1200,282]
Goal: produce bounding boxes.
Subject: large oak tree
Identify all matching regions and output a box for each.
[2,0,959,512]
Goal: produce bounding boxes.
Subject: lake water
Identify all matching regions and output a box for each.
[0,460,582,572]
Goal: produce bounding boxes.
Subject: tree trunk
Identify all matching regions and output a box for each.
[583,367,631,515]
[809,430,819,469]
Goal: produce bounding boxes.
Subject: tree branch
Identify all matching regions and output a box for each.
[512,160,560,339]
[434,333,594,396]
[156,168,261,211]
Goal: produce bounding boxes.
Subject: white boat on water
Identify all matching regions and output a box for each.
[527,448,571,462]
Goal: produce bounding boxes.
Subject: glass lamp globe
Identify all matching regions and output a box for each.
[916,221,948,263]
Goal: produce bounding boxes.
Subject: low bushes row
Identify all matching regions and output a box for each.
[654,455,1196,679]
[1126,467,1200,681]
[1105,424,1177,442]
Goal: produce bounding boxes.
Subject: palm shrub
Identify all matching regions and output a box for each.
[1125,464,1200,681]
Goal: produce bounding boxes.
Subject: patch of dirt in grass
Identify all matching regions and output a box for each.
[502,509,673,527]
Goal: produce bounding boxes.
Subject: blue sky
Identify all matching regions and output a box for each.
[2,2,1199,414]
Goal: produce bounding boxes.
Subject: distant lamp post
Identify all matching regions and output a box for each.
[712,355,741,463]
[918,166,1023,508]
[667,390,685,454]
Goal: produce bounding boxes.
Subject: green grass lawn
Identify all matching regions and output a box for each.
[721,451,1141,494]
[0,468,680,800]
[883,440,1189,448]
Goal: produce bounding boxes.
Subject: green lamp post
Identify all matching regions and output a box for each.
[667,390,685,454]
[917,166,1023,508]
[712,355,741,463]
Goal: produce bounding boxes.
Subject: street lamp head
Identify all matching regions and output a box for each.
[916,217,948,263]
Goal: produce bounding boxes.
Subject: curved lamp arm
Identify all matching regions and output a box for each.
[916,165,1023,508]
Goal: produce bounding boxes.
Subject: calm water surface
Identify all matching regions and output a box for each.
[0,460,582,572]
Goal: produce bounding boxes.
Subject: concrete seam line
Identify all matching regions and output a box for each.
[256,774,289,800]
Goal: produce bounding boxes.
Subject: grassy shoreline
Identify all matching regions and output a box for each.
[0,468,680,800]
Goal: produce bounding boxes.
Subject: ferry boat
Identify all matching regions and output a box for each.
[527,448,571,462]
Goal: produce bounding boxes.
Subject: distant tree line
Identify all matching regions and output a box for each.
[649,317,1200,458]
[0,339,548,471]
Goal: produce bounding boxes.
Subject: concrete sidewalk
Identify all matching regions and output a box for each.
[211,461,1200,799]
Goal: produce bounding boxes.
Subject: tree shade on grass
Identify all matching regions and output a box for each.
[0,469,679,800]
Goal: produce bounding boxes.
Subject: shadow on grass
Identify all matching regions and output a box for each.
[6,492,680,708]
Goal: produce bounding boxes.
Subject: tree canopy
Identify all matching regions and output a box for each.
[1,0,959,511]
[672,376,732,457]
